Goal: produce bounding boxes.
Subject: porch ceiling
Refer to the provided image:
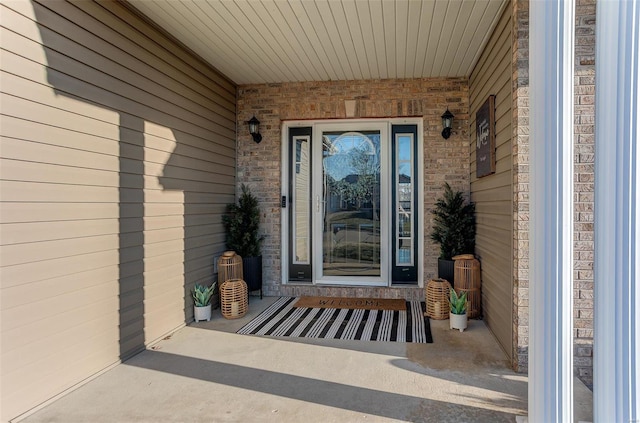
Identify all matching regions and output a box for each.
[127,0,507,85]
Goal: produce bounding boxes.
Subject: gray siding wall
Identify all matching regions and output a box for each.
[469,5,513,359]
[0,1,236,420]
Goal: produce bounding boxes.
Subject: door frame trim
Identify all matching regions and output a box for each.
[280,117,424,288]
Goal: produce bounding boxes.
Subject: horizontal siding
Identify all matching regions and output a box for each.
[0,1,236,420]
[468,4,513,359]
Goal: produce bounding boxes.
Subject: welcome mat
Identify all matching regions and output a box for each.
[237,297,433,343]
[294,296,406,311]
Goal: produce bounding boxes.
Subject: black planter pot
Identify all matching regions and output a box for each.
[243,255,263,299]
[438,258,455,285]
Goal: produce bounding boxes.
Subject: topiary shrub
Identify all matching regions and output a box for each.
[430,182,476,260]
[222,184,264,258]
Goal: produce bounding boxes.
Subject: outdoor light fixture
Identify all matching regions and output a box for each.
[441,108,454,139]
[247,116,262,144]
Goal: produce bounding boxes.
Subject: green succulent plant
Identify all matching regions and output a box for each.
[449,289,468,315]
[192,283,216,307]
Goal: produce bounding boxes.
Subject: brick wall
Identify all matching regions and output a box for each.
[512,0,530,374]
[236,78,469,299]
[573,0,596,388]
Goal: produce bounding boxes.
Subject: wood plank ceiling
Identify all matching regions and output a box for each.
[128,0,507,85]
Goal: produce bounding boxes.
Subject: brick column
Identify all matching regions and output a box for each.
[512,0,530,374]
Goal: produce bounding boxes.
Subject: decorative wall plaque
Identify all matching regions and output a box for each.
[476,95,496,178]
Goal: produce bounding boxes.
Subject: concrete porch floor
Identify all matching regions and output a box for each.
[21,297,593,423]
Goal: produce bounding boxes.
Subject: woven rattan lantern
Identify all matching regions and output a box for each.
[425,278,452,320]
[220,278,248,319]
[218,251,243,285]
[453,254,481,319]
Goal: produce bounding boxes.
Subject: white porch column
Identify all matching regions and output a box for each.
[594,1,640,421]
[528,0,575,422]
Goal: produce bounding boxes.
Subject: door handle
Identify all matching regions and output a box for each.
[316,195,326,212]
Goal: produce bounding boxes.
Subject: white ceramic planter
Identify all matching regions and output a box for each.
[449,312,467,332]
[194,304,212,322]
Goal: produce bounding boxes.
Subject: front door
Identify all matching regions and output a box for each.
[285,120,420,286]
[314,124,388,285]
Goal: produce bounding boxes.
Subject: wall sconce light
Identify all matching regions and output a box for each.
[441,108,454,139]
[247,116,262,144]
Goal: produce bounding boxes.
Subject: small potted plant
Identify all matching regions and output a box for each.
[222,184,265,298]
[192,282,216,322]
[449,289,468,332]
[430,183,476,283]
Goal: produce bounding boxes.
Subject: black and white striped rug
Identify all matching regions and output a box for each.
[237,297,433,343]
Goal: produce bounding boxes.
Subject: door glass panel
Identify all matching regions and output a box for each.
[396,135,414,265]
[293,136,310,264]
[289,127,312,282]
[322,131,381,276]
